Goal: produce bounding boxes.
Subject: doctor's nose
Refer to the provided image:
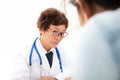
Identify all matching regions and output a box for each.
[55,35,63,41]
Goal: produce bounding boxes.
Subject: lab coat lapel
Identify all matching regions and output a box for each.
[42,54,51,71]
[35,38,51,72]
[50,50,61,75]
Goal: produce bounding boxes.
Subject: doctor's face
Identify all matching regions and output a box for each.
[40,24,68,51]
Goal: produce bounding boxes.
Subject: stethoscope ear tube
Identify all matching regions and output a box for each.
[55,48,63,72]
[29,37,42,66]
[29,41,34,66]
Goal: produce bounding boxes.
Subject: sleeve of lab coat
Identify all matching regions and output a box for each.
[54,46,73,80]
[11,46,30,80]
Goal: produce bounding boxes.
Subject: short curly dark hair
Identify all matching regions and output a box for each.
[37,8,68,31]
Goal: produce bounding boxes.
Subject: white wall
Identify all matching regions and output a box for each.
[0,0,80,80]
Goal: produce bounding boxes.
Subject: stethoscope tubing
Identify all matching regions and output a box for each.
[29,37,63,72]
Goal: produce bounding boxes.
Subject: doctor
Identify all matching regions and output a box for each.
[11,8,72,80]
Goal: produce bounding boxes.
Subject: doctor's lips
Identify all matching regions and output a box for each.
[51,41,60,45]
[52,42,59,45]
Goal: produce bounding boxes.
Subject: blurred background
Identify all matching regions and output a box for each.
[0,0,81,79]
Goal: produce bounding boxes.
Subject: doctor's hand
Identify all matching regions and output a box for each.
[40,76,57,80]
[65,77,72,80]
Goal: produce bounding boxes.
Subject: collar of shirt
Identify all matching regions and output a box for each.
[36,37,55,55]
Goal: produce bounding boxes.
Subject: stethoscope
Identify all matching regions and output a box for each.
[29,37,63,73]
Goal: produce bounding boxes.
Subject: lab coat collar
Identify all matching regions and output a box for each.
[35,37,55,71]
[36,37,55,54]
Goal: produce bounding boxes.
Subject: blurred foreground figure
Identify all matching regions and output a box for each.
[69,0,120,80]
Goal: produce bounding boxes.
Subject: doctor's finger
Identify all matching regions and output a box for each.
[40,76,57,80]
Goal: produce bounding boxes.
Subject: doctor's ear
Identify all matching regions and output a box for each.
[39,29,42,35]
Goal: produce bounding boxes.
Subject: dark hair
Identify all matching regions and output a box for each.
[85,0,120,10]
[69,0,120,10]
[37,8,68,31]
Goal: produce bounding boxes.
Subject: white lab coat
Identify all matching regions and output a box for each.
[11,37,72,80]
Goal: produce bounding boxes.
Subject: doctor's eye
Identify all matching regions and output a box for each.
[48,28,68,38]
[53,30,68,38]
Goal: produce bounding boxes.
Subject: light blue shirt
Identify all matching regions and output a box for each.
[74,8,120,80]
